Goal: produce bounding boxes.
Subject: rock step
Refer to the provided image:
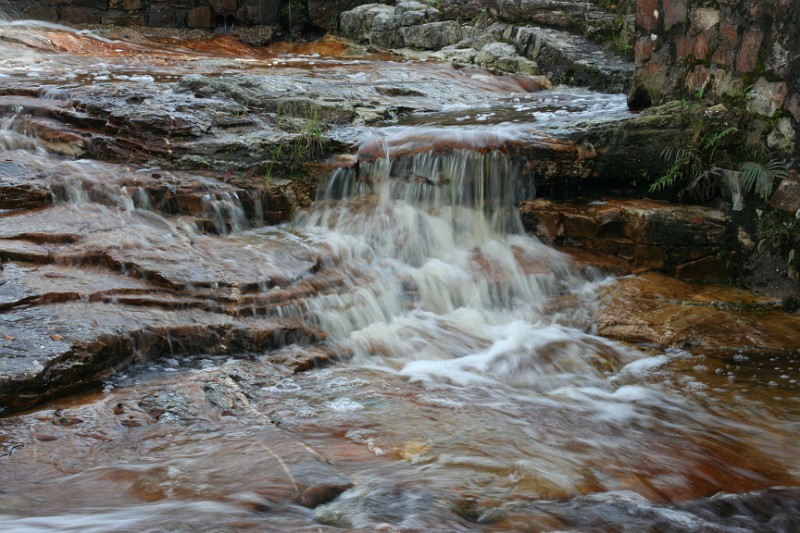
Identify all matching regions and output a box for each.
[0,303,327,414]
[522,198,732,282]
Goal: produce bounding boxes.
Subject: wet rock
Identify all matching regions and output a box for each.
[516,25,633,92]
[596,272,798,354]
[0,177,344,412]
[294,481,354,508]
[521,199,731,281]
[0,300,324,413]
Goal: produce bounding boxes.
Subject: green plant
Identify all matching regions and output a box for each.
[279,0,308,31]
[757,209,798,254]
[740,160,788,201]
[263,143,282,188]
[609,15,634,55]
[649,126,739,198]
[264,105,325,179]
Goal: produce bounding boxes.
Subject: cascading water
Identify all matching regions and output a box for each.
[1,17,799,533]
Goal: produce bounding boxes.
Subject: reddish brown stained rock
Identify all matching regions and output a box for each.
[674,255,730,283]
[596,273,797,353]
[685,65,710,93]
[635,36,656,61]
[662,0,687,31]
[636,0,660,33]
[675,34,695,58]
[712,49,735,67]
[719,22,738,48]
[692,32,710,60]
[736,28,763,74]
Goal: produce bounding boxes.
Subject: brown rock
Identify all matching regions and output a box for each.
[635,36,655,61]
[735,28,762,74]
[684,65,710,93]
[121,0,143,10]
[692,32,710,60]
[662,0,687,31]
[675,34,695,58]
[596,273,797,354]
[187,6,212,28]
[636,0,660,33]
[562,212,598,240]
[674,256,730,283]
[770,170,800,214]
[711,49,735,67]
[719,23,737,48]
[632,245,667,270]
[211,0,238,13]
[294,482,354,508]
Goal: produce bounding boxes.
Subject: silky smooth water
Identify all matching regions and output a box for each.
[0,19,798,533]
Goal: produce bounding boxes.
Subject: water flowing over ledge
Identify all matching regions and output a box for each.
[1,17,799,533]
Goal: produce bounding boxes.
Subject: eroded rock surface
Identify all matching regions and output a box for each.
[596,272,799,355]
[522,198,731,281]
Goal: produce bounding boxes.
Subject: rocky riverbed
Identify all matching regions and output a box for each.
[1,9,800,532]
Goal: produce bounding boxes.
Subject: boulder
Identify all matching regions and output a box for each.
[187,6,213,28]
[402,21,461,50]
[747,78,789,118]
[369,10,405,48]
[339,3,395,42]
[475,42,539,74]
[236,0,280,26]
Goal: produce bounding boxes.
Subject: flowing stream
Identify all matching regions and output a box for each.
[1,19,799,533]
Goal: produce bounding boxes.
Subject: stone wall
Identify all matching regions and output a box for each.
[629,0,800,154]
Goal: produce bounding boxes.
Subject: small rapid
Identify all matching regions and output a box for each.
[0,19,798,533]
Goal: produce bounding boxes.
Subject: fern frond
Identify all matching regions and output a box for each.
[649,164,683,193]
[702,127,738,150]
[740,159,788,201]
[766,159,788,181]
[740,161,764,194]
